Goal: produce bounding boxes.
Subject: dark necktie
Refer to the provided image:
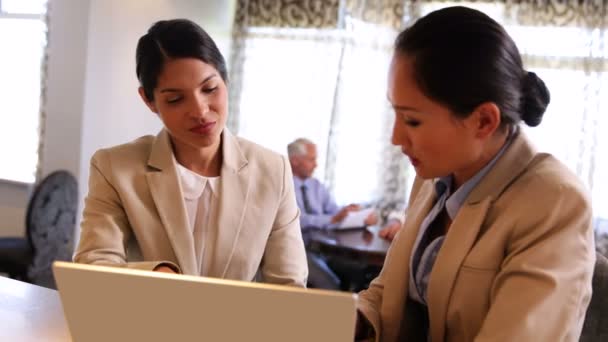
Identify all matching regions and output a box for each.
[300,185,313,214]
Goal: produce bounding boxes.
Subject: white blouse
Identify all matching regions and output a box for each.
[176,162,219,275]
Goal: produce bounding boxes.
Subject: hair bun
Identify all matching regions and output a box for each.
[521,71,550,127]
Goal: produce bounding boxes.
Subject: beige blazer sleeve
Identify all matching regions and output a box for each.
[258,155,308,286]
[357,177,425,340]
[74,150,179,273]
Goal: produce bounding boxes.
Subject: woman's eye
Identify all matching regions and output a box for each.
[404,119,420,127]
[166,97,182,104]
[202,87,218,94]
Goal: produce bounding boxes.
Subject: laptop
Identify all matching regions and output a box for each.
[53,261,358,342]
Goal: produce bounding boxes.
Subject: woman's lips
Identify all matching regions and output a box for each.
[189,122,216,135]
[409,157,420,167]
[402,148,420,167]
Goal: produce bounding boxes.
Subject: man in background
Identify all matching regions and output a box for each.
[287,138,377,290]
[287,138,375,231]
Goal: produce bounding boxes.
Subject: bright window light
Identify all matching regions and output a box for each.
[0,3,47,183]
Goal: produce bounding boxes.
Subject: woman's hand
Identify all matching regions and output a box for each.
[379,219,401,241]
[153,265,177,274]
[364,211,379,226]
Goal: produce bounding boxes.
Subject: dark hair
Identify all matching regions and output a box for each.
[394,6,550,127]
[135,19,228,101]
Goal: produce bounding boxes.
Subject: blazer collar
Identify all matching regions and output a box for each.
[466,127,537,204]
[220,128,248,173]
[148,129,172,171]
[205,128,251,278]
[146,130,197,274]
[145,128,250,276]
[147,128,247,171]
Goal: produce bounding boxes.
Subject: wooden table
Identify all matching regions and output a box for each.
[307,226,391,267]
[0,276,70,341]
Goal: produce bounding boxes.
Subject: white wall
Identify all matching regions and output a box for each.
[42,0,91,179]
[0,0,236,237]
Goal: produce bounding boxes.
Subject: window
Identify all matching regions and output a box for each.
[236,24,397,206]
[236,28,344,184]
[0,0,47,183]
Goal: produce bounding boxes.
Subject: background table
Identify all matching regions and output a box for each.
[307,225,391,267]
[306,226,391,291]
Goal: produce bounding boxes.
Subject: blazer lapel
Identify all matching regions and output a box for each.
[206,129,250,278]
[427,198,492,342]
[383,180,436,341]
[146,130,198,275]
[427,127,538,341]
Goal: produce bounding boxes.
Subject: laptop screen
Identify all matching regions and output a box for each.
[53,261,357,342]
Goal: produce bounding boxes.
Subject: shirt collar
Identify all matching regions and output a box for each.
[294,176,311,188]
[439,126,516,219]
[175,162,219,200]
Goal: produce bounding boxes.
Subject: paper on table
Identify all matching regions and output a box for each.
[337,207,375,229]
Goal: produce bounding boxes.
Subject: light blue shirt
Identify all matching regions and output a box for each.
[409,128,516,306]
[293,176,340,229]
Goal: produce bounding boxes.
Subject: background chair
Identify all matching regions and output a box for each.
[580,252,608,341]
[0,170,78,289]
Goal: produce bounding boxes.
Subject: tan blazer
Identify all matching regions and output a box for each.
[74,129,308,287]
[358,130,595,341]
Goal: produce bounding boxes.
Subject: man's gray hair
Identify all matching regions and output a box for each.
[287,138,314,157]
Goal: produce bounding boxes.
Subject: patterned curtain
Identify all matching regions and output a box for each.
[325,0,409,218]
[35,0,51,183]
[227,0,341,133]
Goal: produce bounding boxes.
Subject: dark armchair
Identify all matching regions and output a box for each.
[0,170,78,288]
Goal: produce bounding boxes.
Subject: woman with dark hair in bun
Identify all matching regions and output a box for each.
[356,7,594,341]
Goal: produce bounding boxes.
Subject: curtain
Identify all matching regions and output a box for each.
[35,0,51,183]
[326,0,410,217]
[227,0,341,134]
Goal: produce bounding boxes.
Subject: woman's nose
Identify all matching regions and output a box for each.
[189,94,210,118]
[391,124,413,154]
[391,122,407,146]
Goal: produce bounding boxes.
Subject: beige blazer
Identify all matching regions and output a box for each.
[358,130,595,341]
[74,129,308,287]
